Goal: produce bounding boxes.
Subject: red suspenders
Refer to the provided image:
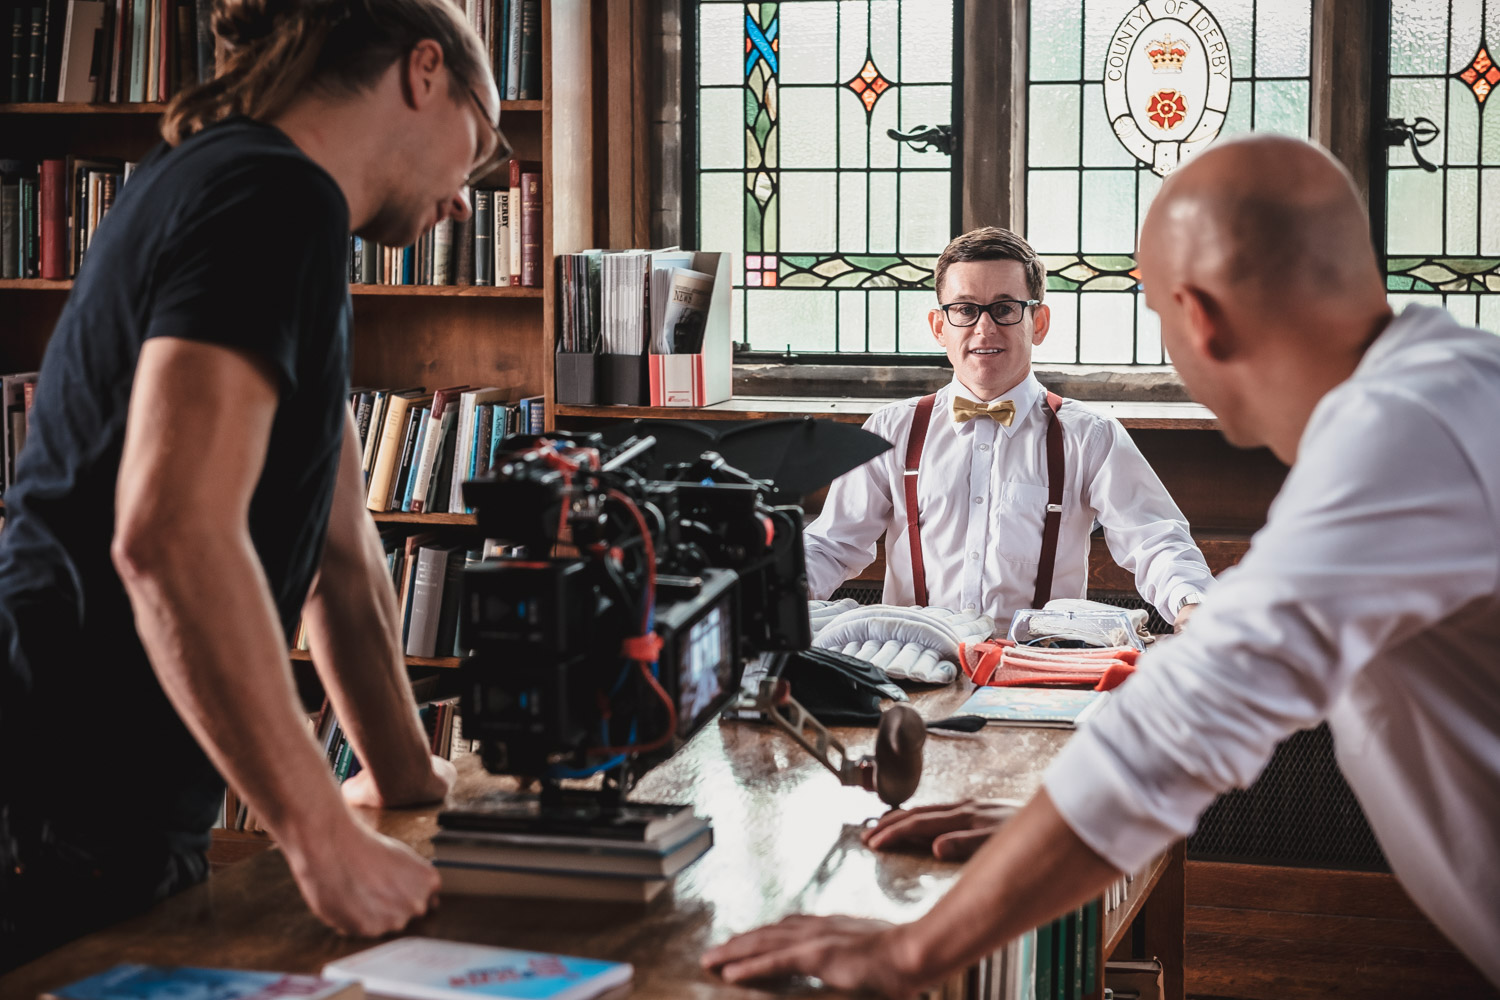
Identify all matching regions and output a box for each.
[903,394,938,609]
[903,390,1066,609]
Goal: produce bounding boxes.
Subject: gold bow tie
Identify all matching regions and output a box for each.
[952,397,1017,426]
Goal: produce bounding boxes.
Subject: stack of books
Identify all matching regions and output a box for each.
[433,795,713,902]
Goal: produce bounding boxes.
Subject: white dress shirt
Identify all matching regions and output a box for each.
[802,373,1214,624]
[1045,306,1500,984]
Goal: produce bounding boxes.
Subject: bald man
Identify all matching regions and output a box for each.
[702,134,1500,993]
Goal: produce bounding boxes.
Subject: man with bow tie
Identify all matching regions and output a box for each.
[802,227,1214,629]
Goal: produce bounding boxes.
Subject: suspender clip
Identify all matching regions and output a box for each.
[1046,503,1063,513]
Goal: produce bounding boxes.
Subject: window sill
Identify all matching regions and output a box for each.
[554,395,1217,430]
[733,362,1193,404]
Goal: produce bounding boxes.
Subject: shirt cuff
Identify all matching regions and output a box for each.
[1043,727,1191,875]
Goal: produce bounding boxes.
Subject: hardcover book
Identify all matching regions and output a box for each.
[323,938,632,1000]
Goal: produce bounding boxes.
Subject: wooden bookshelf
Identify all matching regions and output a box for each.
[287,649,462,669]
[0,102,168,114]
[3,5,592,881]
[369,511,477,525]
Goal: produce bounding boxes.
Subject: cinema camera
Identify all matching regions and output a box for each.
[458,430,926,816]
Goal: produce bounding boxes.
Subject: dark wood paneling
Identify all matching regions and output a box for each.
[349,297,547,399]
[961,0,1023,231]
[1185,862,1499,1000]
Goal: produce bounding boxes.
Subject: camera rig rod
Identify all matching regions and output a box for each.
[739,677,927,808]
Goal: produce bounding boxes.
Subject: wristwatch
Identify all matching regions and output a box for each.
[1175,593,1205,615]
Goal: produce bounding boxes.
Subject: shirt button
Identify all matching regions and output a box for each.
[966,603,976,611]
[969,552,979,560]
[979,444,990,452]
[974,496,984,504]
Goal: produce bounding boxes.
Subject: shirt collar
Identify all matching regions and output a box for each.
[946,372,1045,438]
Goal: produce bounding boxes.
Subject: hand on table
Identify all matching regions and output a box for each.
[702,915,920,998]
[861,798,1022,861]
[341,754,456,810]
[284,820,441,937]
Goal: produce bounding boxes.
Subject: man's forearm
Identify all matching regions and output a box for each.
[893,790,1123,987]
[115,527,353,854]
[302,519,433,801]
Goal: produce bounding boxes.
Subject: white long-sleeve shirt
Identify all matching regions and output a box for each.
[1045,306,1500,984]
[801,373,1214,624]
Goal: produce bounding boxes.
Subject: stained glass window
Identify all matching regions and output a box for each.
[1385,0,1500,334]
[694,1,956,355]
[1026,0,1313,365]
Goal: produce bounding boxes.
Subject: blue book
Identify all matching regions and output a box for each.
[955,687,1107,729]
[401,414,431,512]
[42,965,358,1000]
[323,937,632,1000]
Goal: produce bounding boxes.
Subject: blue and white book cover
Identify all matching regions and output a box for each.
[45,964,358,1000]
[323,938,632,1000]
[957,687,1107,727]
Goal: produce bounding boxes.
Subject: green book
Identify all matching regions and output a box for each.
[1035,919,1053,1000]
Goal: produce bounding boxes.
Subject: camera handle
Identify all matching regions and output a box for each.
[736,672,926,808]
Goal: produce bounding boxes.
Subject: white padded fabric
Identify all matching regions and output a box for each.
[805,603,997,684]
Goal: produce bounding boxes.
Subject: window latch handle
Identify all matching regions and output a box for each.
[1383,116,1440,173]
[886,124,957,157]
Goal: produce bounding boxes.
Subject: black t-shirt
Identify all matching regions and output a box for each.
[0,118,350,860]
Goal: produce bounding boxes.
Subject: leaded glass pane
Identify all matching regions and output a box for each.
[1384,1,1499,325]
[696,1,956,355]
[1027,1,1313,364]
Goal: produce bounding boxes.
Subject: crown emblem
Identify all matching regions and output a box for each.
[1145,33,1190,72]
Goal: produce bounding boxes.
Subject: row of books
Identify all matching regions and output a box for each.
[3,0,212,103]
[356,385,544,515]
[464,0,541,102]
[3,0,538,106]
[349,160,541,287]
[433,792,713,902]
[1,156,130,280]
[218,686,466,834]
[0,369,35,495]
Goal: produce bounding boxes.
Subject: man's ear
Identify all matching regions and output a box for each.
[928,308,946,347]
[1030,302,1051,346]
[1177,284,1234,362]
[401,39,447,110]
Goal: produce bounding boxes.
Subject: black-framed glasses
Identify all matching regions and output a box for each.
[938,299,1042,328]
[464,86,513,188]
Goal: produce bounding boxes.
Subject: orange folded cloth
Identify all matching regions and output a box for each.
[959,640,1139,691]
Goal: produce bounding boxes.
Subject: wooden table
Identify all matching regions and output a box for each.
[0,688,1183,1000]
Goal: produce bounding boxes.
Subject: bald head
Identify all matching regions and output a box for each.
[1138,136,1394,462]
[1141,135,1387,333]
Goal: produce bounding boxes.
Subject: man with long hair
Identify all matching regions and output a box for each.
[0,0,507,968]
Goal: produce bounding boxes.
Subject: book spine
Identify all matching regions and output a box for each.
[56,0,76,100]
[191,0,209,83]
[454,214,474,285]
[365,395,411,511]
[493,186,509,285]
[8,8,24,101]
[519,171,540,287]
[388,405,424,510]
[405,545,445,657]
[503,0,520,100]
[109,0,125,101]
[473,187,492,286]
[172,0,190,94]
[399,411,430,513]
[126,0,142,99]
[38,158,65,279]
[26,6,43,101]
[433,218,452,285]
[447,396,473,514]
[517,0,538,99]
[0,181,16,279]
[507,160,521,282]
